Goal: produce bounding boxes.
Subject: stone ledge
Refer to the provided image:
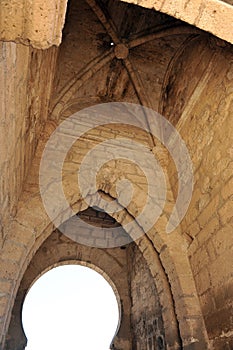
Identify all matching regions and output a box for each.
[0,0,68,49]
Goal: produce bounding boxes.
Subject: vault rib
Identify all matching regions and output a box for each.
[129,24,200,49]
[124,57,153,109]
[85,0,120,44]
[123,57,156,148]
[51,50,115,119]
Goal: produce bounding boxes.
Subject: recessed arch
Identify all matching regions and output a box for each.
[5,228,132,350]
[22,263,121,350]
[3,184,207,349]
[159,34,219,125]
[0,108,208,348]
[0,0,232,348]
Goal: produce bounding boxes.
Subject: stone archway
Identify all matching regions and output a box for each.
[5,229,130,350]
[21,263,121,350]
[5,206,176,350]
[0,111,209,348]
[0,1,232,349]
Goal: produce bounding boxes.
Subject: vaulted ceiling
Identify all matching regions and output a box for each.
[50,0,201,121]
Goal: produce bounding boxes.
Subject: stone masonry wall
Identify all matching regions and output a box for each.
[0,1,232,348]
[163,36,233,349]
[128,244,166,350]
[184,46,233,350]
[0,43,58,237]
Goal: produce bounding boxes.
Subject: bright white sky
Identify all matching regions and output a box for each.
[22,265,119,350]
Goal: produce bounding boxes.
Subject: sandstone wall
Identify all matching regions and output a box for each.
[0,0,67,49]
[128,244,166,350]
[0,43,58,235]
[0,0,232,348]
[162,36,233,349]
[185,48,233,350]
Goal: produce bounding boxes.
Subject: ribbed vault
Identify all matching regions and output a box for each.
[50,0,201,130]
[0,0,232,349]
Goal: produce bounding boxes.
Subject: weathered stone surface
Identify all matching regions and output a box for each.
[0,0,68,49]
[121,0,233,44]
[0,0,232,349]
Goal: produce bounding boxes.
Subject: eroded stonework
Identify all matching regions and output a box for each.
[0,0,232,349]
